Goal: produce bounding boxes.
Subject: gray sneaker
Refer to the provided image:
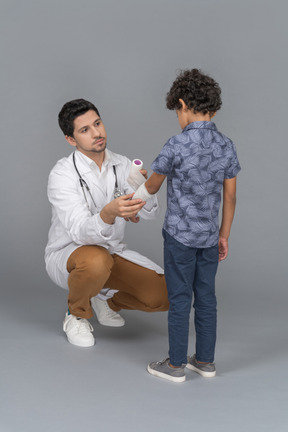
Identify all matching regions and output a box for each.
[186,354,216,377]
[147,358,186,383]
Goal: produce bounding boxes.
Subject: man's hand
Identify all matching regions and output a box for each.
[100,193,146,225]
[218,235,229,261]
[124,215,140,223]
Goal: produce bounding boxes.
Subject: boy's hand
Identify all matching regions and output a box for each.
[139,169,148,179]
[218,235,228,261]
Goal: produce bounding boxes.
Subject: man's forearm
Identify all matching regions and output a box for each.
[100,206,116,225]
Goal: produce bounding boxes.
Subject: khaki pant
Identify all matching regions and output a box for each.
[66,245,169,318]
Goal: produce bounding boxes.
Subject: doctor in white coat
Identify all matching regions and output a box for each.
[45,99,168,347]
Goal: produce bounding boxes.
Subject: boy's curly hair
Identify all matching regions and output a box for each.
[166,69,222,115]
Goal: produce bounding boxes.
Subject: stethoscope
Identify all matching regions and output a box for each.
[73,152,123,213]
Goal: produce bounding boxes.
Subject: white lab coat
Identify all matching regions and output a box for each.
[45,149,164,293]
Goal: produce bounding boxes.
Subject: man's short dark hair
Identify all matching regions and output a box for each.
[166,69,222,115]
[58,99,100,137]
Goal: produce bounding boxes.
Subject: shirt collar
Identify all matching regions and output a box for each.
[104,149,122,167]
[73,149,121,174]
[183,121,218,132]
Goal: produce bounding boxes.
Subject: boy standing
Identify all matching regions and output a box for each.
[134,69,241,382]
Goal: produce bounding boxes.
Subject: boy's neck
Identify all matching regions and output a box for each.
[177,101,216,129]
[186,110,213,124]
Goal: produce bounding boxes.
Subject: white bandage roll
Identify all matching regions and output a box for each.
[132,159,143,170]
[133,182,153,201]
[127,159,146,191]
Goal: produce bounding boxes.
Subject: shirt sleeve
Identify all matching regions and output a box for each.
[138,194,160,219]
[224,140,241,179]
[151,140,174,175]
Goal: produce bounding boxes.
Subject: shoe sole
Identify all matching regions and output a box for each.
[97,319,125,327]
[147,365,186,383]
[66,336,95,347]
[186,363,216,377]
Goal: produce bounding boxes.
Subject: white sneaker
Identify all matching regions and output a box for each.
[63,313,95,347]
[91,297,125,327]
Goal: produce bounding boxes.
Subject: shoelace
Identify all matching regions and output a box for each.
[77,318,94,334]
[156,358,184,370]
[156,358,170,365]
[103,301,119,318]
[64,316,93,333]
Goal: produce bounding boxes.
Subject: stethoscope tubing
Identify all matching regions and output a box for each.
[72,152,122,212]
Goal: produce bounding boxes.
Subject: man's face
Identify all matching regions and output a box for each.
[66,109,107,156]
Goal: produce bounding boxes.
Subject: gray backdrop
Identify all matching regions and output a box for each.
[1,1,287,431]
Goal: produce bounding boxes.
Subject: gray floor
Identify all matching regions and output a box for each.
[1,1,288,430]
[1,271,287,432]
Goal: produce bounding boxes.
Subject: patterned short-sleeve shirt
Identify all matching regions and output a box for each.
[151,121,241,248]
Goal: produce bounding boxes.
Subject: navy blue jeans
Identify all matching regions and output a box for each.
[163,229,219,366]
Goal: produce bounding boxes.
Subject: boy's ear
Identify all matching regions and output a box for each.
[179,98,188,111]
[65,135,77,147]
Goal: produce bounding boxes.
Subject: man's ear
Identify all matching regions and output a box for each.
[65,135,76,147]
[179,98,188,111]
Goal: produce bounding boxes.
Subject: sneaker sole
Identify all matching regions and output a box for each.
[97,319,125,327]
[147,365,186,383]
[186,363,216,378]
[66,336,95,347]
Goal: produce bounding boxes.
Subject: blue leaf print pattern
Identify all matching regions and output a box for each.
[151,121,241,248]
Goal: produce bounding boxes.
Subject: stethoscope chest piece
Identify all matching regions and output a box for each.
[112,165,123,199]
[113,188,123,199]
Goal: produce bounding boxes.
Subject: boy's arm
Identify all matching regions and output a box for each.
[145,172,167,194]
[219,177,237,261]
[133,172,166,201]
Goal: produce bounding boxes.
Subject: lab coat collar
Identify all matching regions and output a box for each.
[72,149,121,174]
